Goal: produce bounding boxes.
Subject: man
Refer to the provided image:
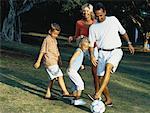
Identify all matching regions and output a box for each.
[89,2,135,106]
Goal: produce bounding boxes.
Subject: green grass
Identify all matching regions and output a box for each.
[0,40,150,113]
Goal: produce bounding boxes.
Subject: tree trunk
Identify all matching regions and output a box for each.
[0,1,1,36]
[1,0,33,43]
[2,0,17,42]
[14,15,21,43]
[1,0,58,43]
[0,0,68,43]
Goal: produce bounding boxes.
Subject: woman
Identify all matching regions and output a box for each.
[68,3,99,94]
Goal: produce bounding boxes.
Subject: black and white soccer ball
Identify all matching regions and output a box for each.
[90,100,105,113]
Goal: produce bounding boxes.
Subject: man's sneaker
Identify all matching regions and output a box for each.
[74,99,86,105]
[105,102,113,107]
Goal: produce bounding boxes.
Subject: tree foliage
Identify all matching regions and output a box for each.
[61,0,88,15]
[1,0,149,43]
[1,0,87,42]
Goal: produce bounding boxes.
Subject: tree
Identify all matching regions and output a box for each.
[1,0,53,42]
[1,0,88,43]
[61,0,87,15]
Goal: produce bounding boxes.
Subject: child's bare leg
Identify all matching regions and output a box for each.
[45,79,55,98]
[73,90,86,105]
[58,76,69,95]
[75,90,82,99]
[72,90,77,97]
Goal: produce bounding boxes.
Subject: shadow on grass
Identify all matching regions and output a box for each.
[0,67,91,112]
[109,81,150,113]
[74,106,91,113]
[118,64,150,86]
[0,67,62,97]
[117,53,150,86]
[0,67,45,98]
[53,96,91,112]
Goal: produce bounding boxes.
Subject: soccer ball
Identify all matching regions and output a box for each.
[90,100,105,113]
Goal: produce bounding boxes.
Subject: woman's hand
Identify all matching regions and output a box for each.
[68,36,74,43]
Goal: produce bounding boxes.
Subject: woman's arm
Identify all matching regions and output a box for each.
[68,21,80,43]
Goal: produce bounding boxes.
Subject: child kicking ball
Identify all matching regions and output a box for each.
[67,37,89,105]
[34,23,70,99]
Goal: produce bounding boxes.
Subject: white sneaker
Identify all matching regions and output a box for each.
[74,99,86,105]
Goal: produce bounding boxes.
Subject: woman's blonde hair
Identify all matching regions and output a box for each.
[81,3,95,20]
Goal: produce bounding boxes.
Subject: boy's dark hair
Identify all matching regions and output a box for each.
[94,2,106,11]
[50,23,61,32]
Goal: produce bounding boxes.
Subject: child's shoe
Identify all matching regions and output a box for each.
[73,99,86,105]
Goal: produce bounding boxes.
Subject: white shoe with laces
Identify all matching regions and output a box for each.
[73,99,86,105]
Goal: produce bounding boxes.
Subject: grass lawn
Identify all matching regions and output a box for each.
[0,40,150,113]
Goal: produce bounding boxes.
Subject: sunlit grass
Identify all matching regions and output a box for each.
[0,40,150,113]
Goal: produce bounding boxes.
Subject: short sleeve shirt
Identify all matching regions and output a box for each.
[40,35,60,67]
[89,16,126,49]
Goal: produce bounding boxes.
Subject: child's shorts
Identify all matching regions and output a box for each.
[67,68,84,91]
[46,64,63,80]
[97,49,123,76]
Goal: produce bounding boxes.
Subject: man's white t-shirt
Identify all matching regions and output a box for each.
[89,16,126,49]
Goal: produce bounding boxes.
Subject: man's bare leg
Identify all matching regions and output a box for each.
[92,65,100,93]
[99,77,112,104]
[95,63,113,100]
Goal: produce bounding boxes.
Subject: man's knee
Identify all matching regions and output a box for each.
[99,76,104,84]
[106,63,113,72]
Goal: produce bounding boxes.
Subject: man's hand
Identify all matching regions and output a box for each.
[128,44,135,55]
[34,62,40,69]
[91,55,98,67]
[121,33,135,55]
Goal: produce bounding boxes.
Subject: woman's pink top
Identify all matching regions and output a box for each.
[75,19,96,47]
[75,19,95,37]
